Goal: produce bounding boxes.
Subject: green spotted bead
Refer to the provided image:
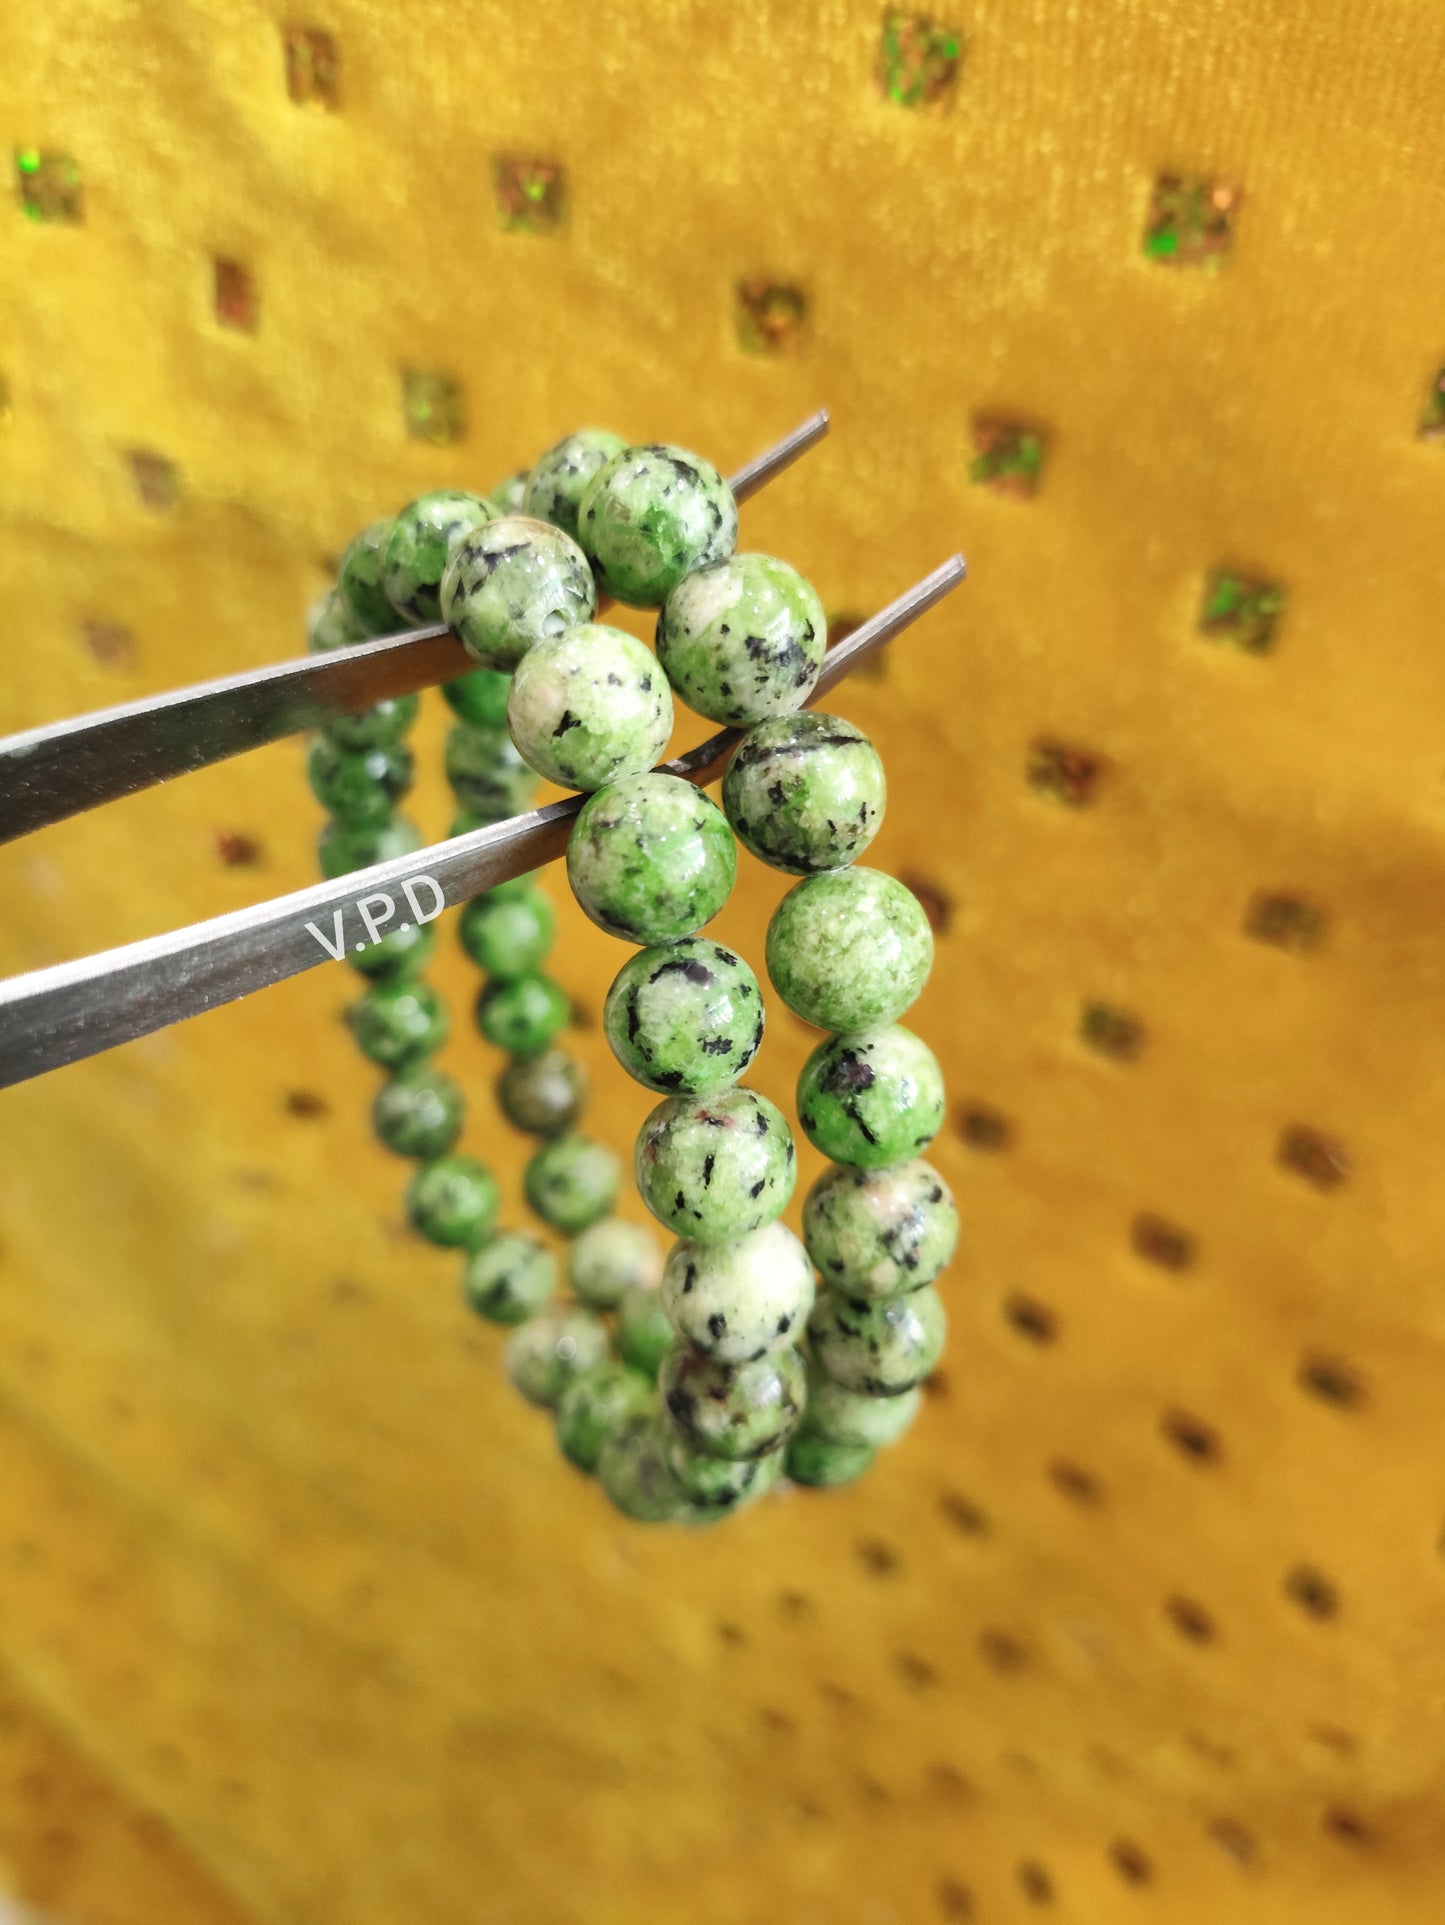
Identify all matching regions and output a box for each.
[307,737,413,829]
[441,515,597,671]
[317,813,422,881]
[523,429,628,542]
[337,519,398,637]
[656,553,825,726]
[458,886,556,979]
[444,723,540,820]
[567,774,737,944]
[569,1219,662,1310]
[383,490,495,626]
[323,692,419,753]
[475,973,570,1058]
[371,1065,464,1159]
[488,469,528,515]
[603,939,764,1098]
[346,978,448,1070]
[442,666,512,729]
[597,1417,690,1522]
[660,1222,814,1364]
[579,444,738,607]
[662,1429,784,1513]
[496,1048,587,1137]
[722,712,887,875]
[660,1342,806,1461]
[803,1158,957,1297]
[507,624,673,792]
[405,1154,501,1249]
[307,587,365,653]
[635,1087,796,1242]
[524,1134,622,1235]
[804,1359,923,1449]
[798,1026,946,1168]
[808,1284,946,1397]
[504,1308,609,1406]
[784,1427,876,1488]
[616,1283,675,1382]
[556,1363,655,1474]
[766,868,934,1033]
[348,918,436,982]
[462,1233,557,1325]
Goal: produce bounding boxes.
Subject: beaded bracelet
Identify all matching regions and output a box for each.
[303,427,958,1524]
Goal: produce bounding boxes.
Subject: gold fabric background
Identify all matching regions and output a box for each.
[3,1,1445,1918]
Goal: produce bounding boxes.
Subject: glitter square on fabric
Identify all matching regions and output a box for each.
[736,280,808,354]
[493,157,564,233]
[1198,568,1286,654]
[214,259,258,332]
[15,148,83,223]
[402,369,465,444]
[877,14,962,108]
[1143,175,1241,266]
[970,418,1048,498]
[284,27,340,108]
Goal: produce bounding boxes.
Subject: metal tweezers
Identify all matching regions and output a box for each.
[0,411,966,1089]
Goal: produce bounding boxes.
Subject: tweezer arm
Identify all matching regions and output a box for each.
[0,408,830,845]
[0,557,965,1089]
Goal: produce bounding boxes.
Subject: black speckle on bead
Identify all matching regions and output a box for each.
[708,1312,727,1340]
[748,1178,765,1198]
[777,1314,792,1334]
[754,1110,769,1135]
[701,1036,733,1056]
[675,1190,687,1211]
[684,1262,697,1294]
[702,1153,716,1187]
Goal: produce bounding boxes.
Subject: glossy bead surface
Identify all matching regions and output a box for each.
[475,973,570,1058]
[383,490,494,625]
[337,519,398,636]
[523,429,628,542]
[615,1284,675,1382]
[458,886,556,979]
[317,813,422,881]
[444,722,540,820]
[322,692,419,752]
[504,1308,609,1405]
[507,624,673,792]
[766,868,934,1032]
[307,736,413,829]
[722,712,886,875]
[569,1219,663,1310]
[597,1417,689,1522]
[784,1427,876,1488]
[371,1065,464,1159]
[660,1222,814,1364]
[524,1134,622,1234]
[556,1363,654,1473]
[603,938,763,1097]
[404,1154,501,1249]
[442,666,512,729]
[346,978,448,1070]
[803,1158,957,1296]
[804,1366,923,1450]
[307,586,364,653]
[660,1343,806,1460]
[496,1048,586,1136]
[441,515,596,671]
[567,774,736,944]
[662,1429,783,1513]
[348,918,436,982]
[635,1087,795,1242]
[656,553,825,725]
[797,1026,946,1168]
[578,444,738,607]
[808,1284,946,1397]
[488,469,528,514]
[461,1233,556,1325]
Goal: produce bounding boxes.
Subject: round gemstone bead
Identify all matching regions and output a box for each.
[556,1363,654,1473]
[597,1416,689,1522]
[524,429,628,541]
[803,1158,957,1296]
[371,1064,464,1159]
[722,712,887,875]
[307,737,413,829]
[317,813,422,881]
[488,469,528,514]
[804,1365,923,1450]
[444,723,540,820]
[569,1219,663,1310]
[475,973,570,1057]
[496,1048,587,1136]
[348,918,436,982]
[337,519,398,636]
[505,1308,610,1407]
[507,624,674,792]
[461,1233,556,1325]
[346,978,448,1070]
[405,1154,501,1249]
[442,666,512,729]
[524,1134,622,1235]
[662,1429,784,1513]
[797,1026,946,1168]
[458,886,556,979]
[784,1427,876,1488]
[603,938,764,1097]
[578,444,738,607]
[616,1283,675,1382]
[383,490,495,625]
[323,692,419,752]
[766,868,934,1032]
[660,1343,806,1460]
[567,774,736,943]
[635,1087,795,1242]
[808,1284,946,1396]
[656,553,826,725]
[307,586,365,653]
[660,1221,814,1364]
[440,516,596,671]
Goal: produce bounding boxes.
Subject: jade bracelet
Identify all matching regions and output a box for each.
[303,426,958,1525]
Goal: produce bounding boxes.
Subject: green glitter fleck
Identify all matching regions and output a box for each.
[1198,568,1286,655]
[877,14,962,109]
[1143,175,1241,268]
[970,419,1047,499]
